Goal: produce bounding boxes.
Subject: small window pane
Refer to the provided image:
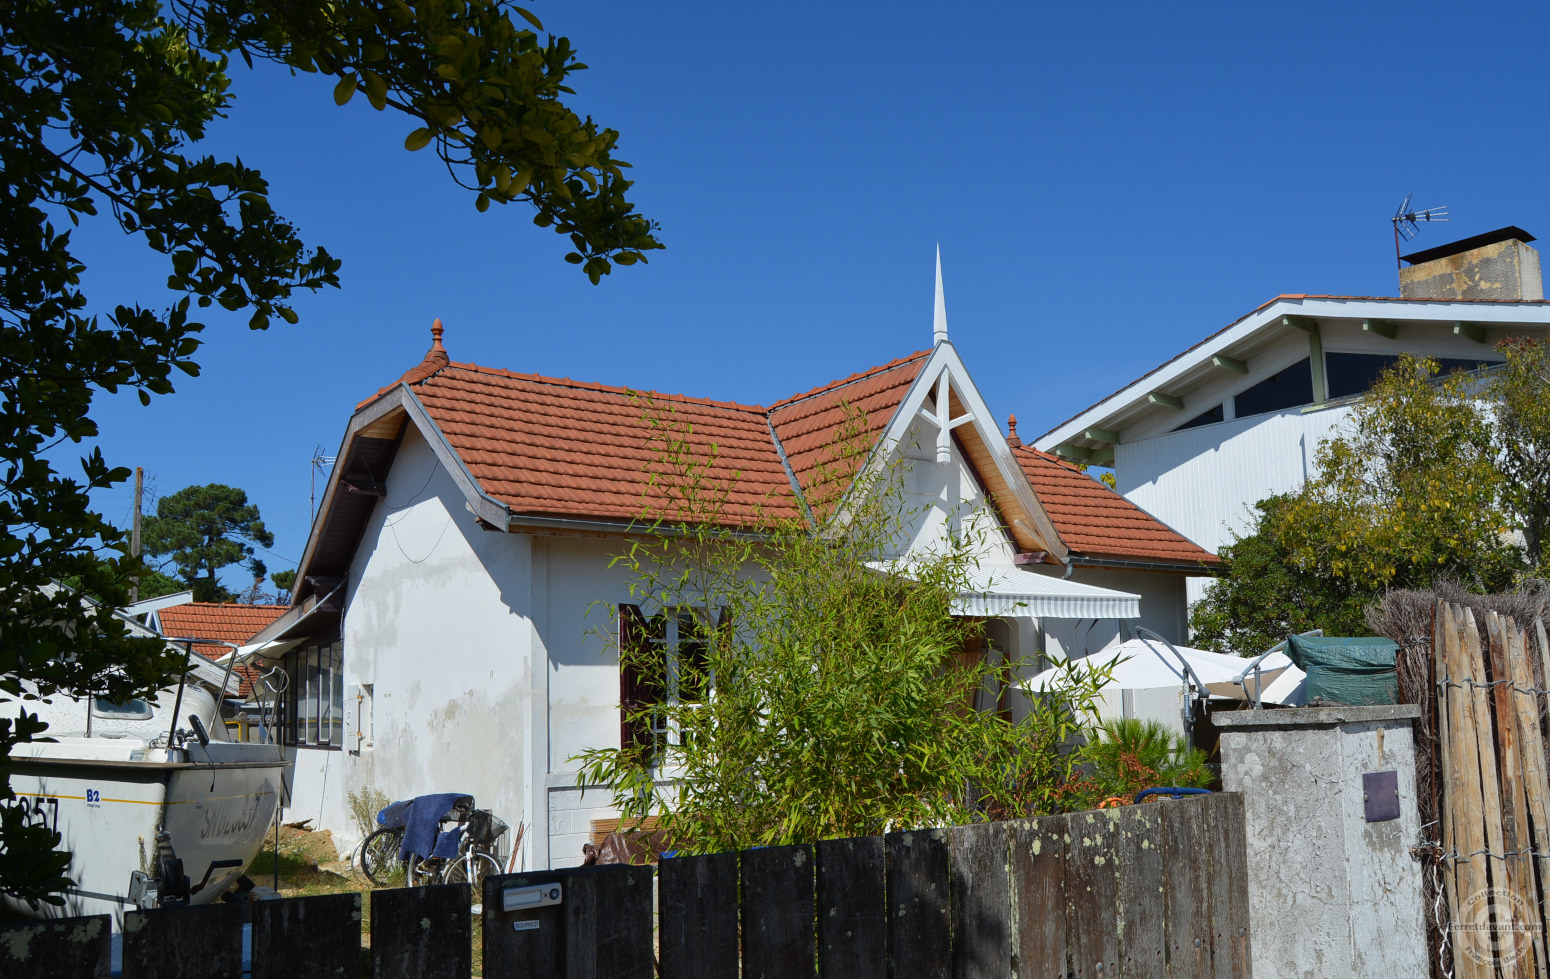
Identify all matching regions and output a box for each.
[305,648,320,745]
[329,645,344,747]
[1234,358,1313,418]
[1173,403,1224,432]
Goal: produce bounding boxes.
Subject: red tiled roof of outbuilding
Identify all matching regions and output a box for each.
[1011,444,1219,567]
[158,603,289,696]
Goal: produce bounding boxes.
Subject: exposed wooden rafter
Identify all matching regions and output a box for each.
[1211,354,1248,374]
[1362,319,1397,339]
[1454,321,1488,344]
[1147,392,1184,411]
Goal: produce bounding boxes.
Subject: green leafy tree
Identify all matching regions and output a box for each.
[1189,496,1372,656]
[1495,339,1550,569]
[1,0,658,905]
[142,484,273,602]
[1192,355,1522,655]
[271,569,297,605]
[1277,355,1518,592]
[575,404,1112,852]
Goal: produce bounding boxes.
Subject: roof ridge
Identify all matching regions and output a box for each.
[437,362,772,415]
[768,350,931,412]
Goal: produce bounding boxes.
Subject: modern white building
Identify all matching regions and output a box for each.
[1035,228,1550,605]
[248,271,1215,867]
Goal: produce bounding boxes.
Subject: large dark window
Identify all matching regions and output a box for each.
[619,606,716,768]
[1233,358,1313,418]
[283,642,343,748]
[1325,352,1502,400]
[1173,403,1224,432]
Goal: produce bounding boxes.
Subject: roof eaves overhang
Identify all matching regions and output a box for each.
[1034,296,1550,456]
[288,383,513,607]
[245,579,347,652]
[1069,554,1224,576]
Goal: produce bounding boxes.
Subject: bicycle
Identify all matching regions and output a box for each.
[404,803,508,892]
[359,824,406,886]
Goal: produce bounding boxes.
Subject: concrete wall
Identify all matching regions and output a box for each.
[1217,705,1426,978]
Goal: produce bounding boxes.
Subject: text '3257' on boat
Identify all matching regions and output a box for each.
[4,600,293,923]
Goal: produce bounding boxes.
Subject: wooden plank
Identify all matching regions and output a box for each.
[1488,612,1547,979]
[886,827,950,979]
[1011,815,1068,978]
[1064,807,1121,979]
[371,883,471,979]
[949,821,1012,979]
[1450,607,1497,979]
[122,903,242,979]
[660,852,740,979]
[1160,795,1212,978]
[1506,618,1550,978]
[1463,607,1520,978]
[1204,793,1252,977]
[482,871,565,979]
[742,844,816,979]
[1435,602,1462,966]
[251,892,361,979]
[0,915,111,979]
[817,835,887,979]
[564,864,654,979]
[1115,803,1167,978]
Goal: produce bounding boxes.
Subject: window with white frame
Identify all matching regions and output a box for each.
[619,606,715,768]
[283,642,344,748]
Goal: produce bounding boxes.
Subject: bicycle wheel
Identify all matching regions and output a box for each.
[445,850,502,895]
[406,853,446,887]
[360,827,405,887]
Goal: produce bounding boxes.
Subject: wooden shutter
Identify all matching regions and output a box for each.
[619,604,645,753]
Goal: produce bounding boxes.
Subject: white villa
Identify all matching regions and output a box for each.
[1035,227,1550,606]
[248,269,1216,867]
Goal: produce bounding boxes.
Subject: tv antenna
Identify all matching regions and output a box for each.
[309,446,337,518]
[1392,195,1449,269]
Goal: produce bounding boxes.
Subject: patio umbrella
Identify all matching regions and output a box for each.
[1022,637,1293,701]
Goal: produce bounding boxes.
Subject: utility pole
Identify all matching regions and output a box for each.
[130,467,143,603]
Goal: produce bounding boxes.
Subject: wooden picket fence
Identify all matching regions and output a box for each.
[1430,602,1550,979]
[0,791,1251,978]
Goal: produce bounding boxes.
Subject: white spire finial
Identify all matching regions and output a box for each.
[933,244,949,345]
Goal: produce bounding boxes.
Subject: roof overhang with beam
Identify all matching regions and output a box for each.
[1036,296,1550,458]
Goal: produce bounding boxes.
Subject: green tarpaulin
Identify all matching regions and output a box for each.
[1284,635,1400,706]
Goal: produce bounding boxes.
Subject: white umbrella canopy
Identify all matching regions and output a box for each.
[1023,637,1293,701]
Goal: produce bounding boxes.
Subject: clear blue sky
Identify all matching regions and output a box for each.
[71,0,1550,591]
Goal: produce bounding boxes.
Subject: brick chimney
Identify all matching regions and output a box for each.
[1399,227,1542,300]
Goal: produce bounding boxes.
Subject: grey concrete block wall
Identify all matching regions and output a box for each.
[1215,705,1427,979]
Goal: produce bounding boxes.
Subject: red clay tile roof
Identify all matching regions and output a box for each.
[413,364,803,527]
[768,352,929,500]
[158,603,288,696]
[1011,444,1219,567]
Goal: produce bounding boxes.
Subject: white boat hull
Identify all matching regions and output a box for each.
[4,739,291,922]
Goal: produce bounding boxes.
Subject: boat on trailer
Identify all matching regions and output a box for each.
[3,626,292,923]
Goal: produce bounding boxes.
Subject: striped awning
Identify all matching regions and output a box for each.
[865,562,1141,620]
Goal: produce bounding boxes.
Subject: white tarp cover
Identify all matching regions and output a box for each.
[1023,637,1293,700]
[865,561,1141,620]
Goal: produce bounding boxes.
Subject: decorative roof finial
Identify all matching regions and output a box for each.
[399,317,451,386]
[1007,414,1021,447]
[933,244,949,346]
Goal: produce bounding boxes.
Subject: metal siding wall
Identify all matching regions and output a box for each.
[1115,405,1353,556]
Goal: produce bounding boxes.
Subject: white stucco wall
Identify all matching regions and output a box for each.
[289,426,545,857]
